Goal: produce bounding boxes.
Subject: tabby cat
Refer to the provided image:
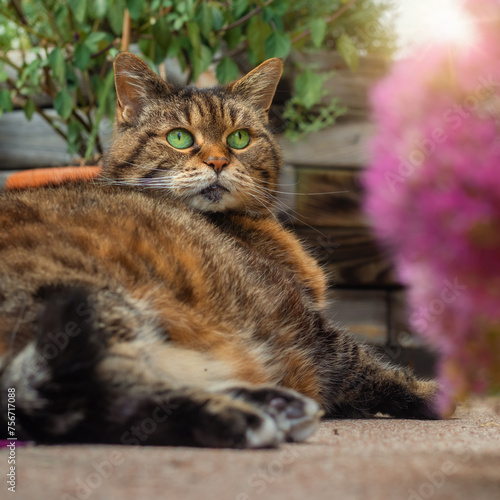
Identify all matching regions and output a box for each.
[0,53,442,448]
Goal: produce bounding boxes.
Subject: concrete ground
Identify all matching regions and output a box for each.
[3,398,499,500]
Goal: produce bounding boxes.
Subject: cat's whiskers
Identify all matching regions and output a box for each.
[245,183,329,238]
[242,188,281,221]
[98,174,195,195]
[112,159,170,174]
[223,176,279,219]
[256,182,350,197]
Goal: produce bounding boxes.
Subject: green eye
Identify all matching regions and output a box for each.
[167,129,194,149]
[227,129,250,149]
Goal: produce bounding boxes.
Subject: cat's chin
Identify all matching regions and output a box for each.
[187,187,234,213]
[200,183,229,203]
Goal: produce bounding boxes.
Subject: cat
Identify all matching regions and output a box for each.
[0,53,443,448]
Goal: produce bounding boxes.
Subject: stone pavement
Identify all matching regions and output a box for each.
[3,398,499,500]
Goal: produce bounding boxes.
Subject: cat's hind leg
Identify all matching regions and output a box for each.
[1,285,321,447]
[110,385,322,448]
[97,339,323,447]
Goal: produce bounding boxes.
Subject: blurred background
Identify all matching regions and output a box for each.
[0,0,472,378]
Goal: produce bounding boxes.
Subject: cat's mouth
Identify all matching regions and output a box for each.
[200,183,229,203]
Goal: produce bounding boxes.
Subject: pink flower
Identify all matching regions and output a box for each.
[363,0,500,412]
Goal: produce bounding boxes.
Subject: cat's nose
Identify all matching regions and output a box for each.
[204,156,229,174]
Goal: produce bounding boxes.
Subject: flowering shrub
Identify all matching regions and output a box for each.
[363,0,500,413]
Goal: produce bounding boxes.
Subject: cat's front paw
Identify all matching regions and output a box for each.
[174,386,322,448]
[191,397,283,449]
[226,386,323,443]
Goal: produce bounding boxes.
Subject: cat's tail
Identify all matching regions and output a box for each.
[0,285,107,442]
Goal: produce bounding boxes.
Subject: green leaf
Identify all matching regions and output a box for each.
[68,0,87,23]
[65,63,79,92]
[167,37,182,59]
[93,0,108,19]
[262,7,274,24]
[54,89,73,120]
[265,31,291,59]
[187,22,201,55]
[153,41,169,65]
[211,7,224,30]
[216,57,239,84]
[176,1,187,14]
[27,59,41,86]
[74,43,92,71]
[294,69,324,109]
[54,4,72,40]
[225,26,242,50]
[126,0,142,20]
[247,16,271,64]
[310,18,327,48]
[138,38,153,60]
[152,16,171,50]
[23,99,36,120]
[232,0,248,18]
[191,44,212,82]
[337,33,359,71]
[108,0,125,35]
[196,3,214,39]
[0,69,8,82]
[85,32,111,53]
[0,90,13,112]
[270,0,289,16]
[48,48,66,86]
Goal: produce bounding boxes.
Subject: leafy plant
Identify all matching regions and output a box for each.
[0,0,395,161]
[283,69,347,141]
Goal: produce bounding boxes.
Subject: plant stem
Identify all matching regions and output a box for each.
[0,53,21,72]
[36,107,69,142]
[213,43,248,63]
[121,10,131,51]
[72,109,92,133]
[138,6,172,33]
[91,39,120,59]
[220,0,274,32]
[9,0,27,25]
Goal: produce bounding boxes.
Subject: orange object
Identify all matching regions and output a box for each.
[5,166,102,190]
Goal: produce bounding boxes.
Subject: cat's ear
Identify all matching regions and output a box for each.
[113,52,169,124]
[229,58,283,115]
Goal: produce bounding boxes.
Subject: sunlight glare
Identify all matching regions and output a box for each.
[396,0,478,56]
[425,2,476,45]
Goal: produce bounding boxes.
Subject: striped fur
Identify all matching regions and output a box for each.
[0,54,444,448]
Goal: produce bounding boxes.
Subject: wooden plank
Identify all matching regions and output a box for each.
[0,111,114,170]
[0,111,73,169]
[278,122,374,168]
[324,288,389,345]
[293,167,368,228]
[0,170,17,188]
[295,227,397,286]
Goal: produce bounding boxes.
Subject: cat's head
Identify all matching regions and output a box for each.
[103,52,283,215]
